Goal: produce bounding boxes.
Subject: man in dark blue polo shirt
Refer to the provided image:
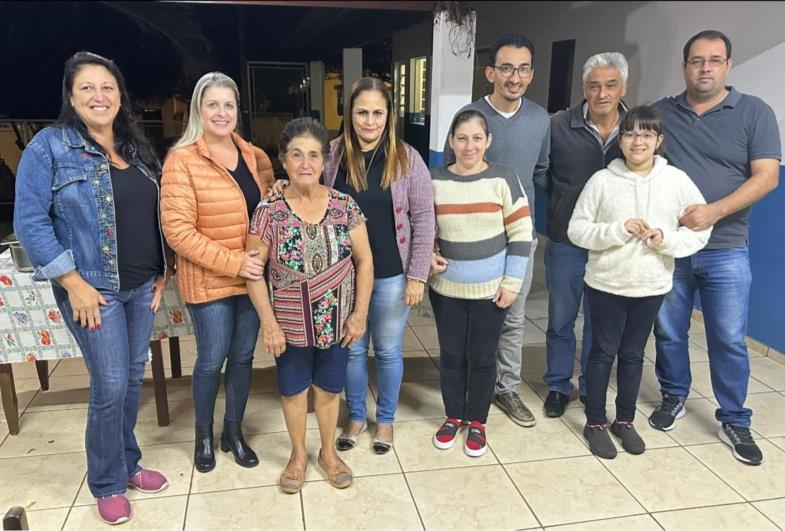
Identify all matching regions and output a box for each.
[649,30,781,466]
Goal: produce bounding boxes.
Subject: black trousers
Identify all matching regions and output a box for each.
[429,288,508,424]
[585,285,665,425]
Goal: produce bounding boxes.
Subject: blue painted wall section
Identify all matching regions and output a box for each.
[747,165,785,353]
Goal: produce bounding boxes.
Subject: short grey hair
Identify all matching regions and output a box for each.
[582,52,629,85]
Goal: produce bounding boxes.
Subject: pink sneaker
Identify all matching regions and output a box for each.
[128,469,169,494]
[96,494,132,525]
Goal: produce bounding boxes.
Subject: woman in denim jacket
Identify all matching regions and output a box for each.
[14,52,172,525]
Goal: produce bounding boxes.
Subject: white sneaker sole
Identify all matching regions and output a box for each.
[718,428,763,465]
[464,443,488,458]
[127,480,169,494]
[649,404,686,431]
[433,434,458,450]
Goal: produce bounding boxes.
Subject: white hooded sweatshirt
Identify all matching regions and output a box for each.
[568,156,712,297]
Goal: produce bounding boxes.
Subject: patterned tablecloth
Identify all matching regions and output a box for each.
[0,250,193,363]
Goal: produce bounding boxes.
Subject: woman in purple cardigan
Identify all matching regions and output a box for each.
[327,77,435,454]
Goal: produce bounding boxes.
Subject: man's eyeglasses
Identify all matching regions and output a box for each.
[620,131,659,141]
[685,57,728,68]
[492,64,532,77]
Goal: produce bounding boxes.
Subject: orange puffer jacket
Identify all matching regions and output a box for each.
[161,133,273,304]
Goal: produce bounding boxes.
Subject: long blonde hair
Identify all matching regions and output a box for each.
[173,72,240,149]
[340,77,408,191]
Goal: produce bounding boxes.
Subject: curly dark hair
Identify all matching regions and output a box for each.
[55,51,161,174]
[278,117,330,162]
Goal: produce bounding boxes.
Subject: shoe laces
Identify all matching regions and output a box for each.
[586,423,607,431]
[615,420,633,429]
[660,394,682,414]
[505,391,526,411]
[725,424,755,445]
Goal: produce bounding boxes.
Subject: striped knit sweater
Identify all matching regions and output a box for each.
[430,163,533,299]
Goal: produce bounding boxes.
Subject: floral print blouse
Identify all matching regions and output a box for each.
[249,188,366,348]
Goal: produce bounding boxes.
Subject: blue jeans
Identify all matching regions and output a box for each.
[187,295,260,427]
[543,240,591,395]
[345,274,410,425]
[52,276,155,498]
[654,248,753,427]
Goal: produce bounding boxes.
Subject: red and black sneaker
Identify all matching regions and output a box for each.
[433,417,463,450]
[464,421,487,457]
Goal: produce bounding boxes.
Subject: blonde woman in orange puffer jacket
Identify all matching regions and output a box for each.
[161,72,273,475]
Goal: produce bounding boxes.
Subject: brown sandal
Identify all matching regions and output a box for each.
[279,458,306,494]
[317,449,353,489]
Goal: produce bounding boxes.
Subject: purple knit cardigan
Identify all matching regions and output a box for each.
[323,140,435,282]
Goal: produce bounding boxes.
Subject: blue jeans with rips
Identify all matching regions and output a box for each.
[52,276,156,498]
[654,248,753,427]
[543,240,592,396]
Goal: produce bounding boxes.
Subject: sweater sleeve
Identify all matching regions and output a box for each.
[656,172,712,258]
[567,172,631,250]
[161,150,245,278]
[532,120,551,191]
[404,148,437,282]
[500,170,533,294]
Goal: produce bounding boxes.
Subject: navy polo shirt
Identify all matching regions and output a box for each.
[654,87,781,250]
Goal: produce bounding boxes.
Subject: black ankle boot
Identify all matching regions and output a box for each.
[221,421,259,468]
[194,423,216,473]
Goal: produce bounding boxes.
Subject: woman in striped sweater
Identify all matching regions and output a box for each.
[430,109,534,457]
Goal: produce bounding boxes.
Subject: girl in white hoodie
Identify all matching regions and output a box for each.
[568,106,711,459]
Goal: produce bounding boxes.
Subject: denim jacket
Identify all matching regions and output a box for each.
[13,125,167,291]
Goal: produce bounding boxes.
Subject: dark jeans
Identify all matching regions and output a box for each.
[430,288,508,424]
[52,276,155,498]
[585,286,665,425]
[187,295,260,427]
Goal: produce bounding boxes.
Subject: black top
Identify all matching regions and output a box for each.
[109,164,164,291]
[334,148,403,278]
[228,149,261,218]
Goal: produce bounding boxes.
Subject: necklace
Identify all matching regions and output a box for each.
[364,142,382,172]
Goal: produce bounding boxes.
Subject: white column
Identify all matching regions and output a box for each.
[342,48,363,108]
[309,61,325,122]
[428,10,476,167]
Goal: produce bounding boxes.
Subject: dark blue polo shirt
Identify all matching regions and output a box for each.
[654,87,781,250]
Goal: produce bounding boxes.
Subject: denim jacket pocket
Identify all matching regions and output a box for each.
[52,163,89,190]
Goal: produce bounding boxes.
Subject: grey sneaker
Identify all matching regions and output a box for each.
[584,424,617,459]
[494,391,536,427]
[610,420,646,454]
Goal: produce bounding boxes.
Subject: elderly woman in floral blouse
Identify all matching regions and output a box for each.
[246,117,373,494]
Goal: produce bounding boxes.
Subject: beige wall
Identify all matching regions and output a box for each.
[471,1,785,107]
[392,2,785,109]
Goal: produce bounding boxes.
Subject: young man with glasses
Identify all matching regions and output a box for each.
[540,52,629,418]
[443,33,550,428]
[651,29,781,465]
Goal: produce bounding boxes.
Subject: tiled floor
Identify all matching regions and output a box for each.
[2,242,785,530]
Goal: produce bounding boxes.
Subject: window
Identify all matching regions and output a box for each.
[409,56,428,125]
[394,61,406,119]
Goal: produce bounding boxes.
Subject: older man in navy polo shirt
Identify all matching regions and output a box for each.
[649,29,781,466]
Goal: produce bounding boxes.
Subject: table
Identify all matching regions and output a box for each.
[0,250,193,434]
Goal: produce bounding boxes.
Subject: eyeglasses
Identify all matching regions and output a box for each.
[492,64,532,77]
[620,131,659,141]
[685,57,728,68]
